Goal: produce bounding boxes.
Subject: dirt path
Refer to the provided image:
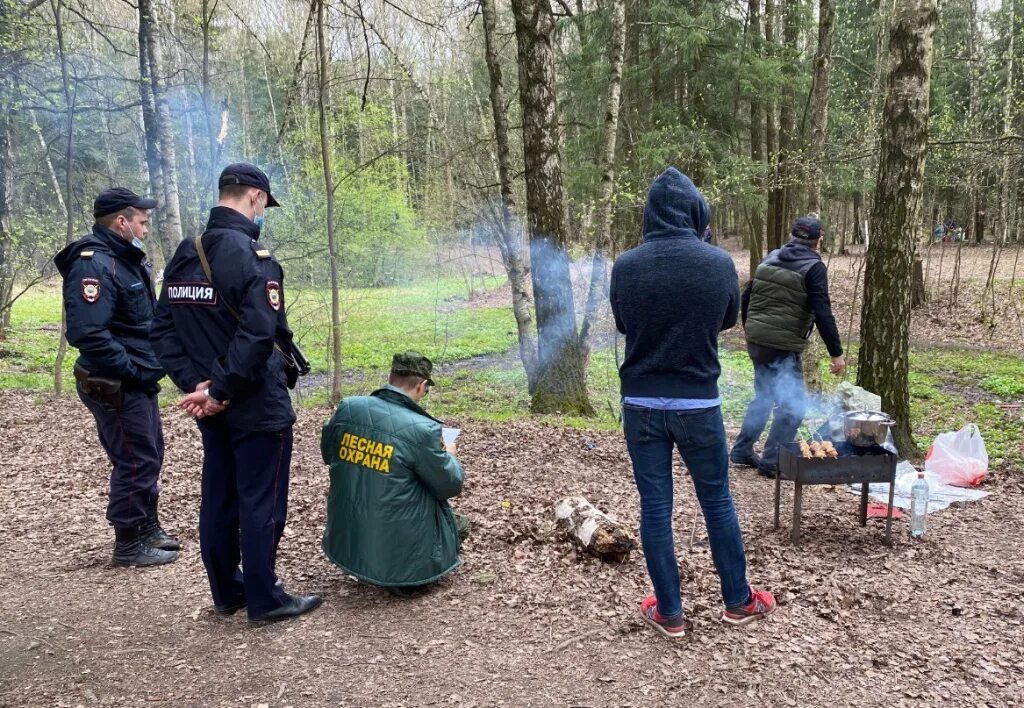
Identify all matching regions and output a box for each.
[2,392,1023,706]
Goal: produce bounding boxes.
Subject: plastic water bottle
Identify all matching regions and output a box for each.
[910,473,929,537]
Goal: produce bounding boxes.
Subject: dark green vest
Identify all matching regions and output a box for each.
[744,244,821,352]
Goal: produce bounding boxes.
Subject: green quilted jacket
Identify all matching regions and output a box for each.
[320,385,464,586]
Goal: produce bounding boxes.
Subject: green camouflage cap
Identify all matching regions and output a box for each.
[391,351,435,385]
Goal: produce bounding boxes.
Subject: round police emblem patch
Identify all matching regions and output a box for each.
[266,280,281,311]
[81,278,100,303]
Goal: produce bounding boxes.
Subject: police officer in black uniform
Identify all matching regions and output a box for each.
[55,188,180,567]
[151,163,320,623]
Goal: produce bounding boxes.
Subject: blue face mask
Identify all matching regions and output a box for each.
[124,222,144,250]
[253,199,266,231]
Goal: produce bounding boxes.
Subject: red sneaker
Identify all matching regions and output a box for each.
[639,595,693,639]
[722,587,777,626]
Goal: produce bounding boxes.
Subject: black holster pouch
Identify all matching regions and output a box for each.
[279,341,311,390]
[74,364,124,409]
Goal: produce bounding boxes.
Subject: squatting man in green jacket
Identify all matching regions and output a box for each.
[321,352,470,597]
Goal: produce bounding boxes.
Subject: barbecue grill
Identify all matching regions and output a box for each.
[774,440,897,545]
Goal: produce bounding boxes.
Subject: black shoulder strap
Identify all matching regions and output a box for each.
[194,235,291,361]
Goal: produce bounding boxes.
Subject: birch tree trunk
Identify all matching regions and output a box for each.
[52,0,75,394]
[316,0,342,402]
[511,0,593,415]
[580,0,626,359]
[139,0,183,253]
[480,0,539,389]
[858,0,938,458]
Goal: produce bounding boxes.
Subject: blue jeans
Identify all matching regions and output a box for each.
[732,353,807,467]
[623,405,751,617]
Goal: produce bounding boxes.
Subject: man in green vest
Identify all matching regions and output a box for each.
[730,216,846,477]
[321,352,469,596]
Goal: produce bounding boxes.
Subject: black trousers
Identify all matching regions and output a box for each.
[78,385,163,528]
[197,420,293,617]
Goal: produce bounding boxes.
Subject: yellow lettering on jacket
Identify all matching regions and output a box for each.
[337,433,395,475]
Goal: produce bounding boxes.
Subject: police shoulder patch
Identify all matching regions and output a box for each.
[81,278,100,303]
[266,280,281,311]
[79,250,94,259]
[255,249,271,259]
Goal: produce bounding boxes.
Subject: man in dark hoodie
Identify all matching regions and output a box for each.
[55,188,179,568]
[730,216,846,477]
[610,168,776,639]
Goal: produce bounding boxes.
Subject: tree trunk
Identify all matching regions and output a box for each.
[748,0,766,277]
[580,0,626,359]
[858,0,937,459]
[137,8,166,262]
[998,0,1019,249]
[765,0,783,251]
[0,87,13,335]
[53,0,76,394]
[480,0,539,390]
[911,256,926,308]
[853,190,864,244]
[966,0,981,246]
[807,0,836,215]
[139,0,183,254]
[553,496,637,563]
[511,0,593,415]
[778,0,800,229]
[201,0,222,210]
[316,0,342,403]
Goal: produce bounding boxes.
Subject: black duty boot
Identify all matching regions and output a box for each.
[112,526,178,567]
[140,506,181,551]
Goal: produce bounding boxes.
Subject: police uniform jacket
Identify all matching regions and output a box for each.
[150,206,296,432]
[320,385,465,587]
[54,225,164,393]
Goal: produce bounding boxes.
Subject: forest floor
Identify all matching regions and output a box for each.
[1,243,1023,706]
[2,393,1023,707]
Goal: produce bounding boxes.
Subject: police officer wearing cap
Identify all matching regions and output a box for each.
[151,163,320,623]
[55,188,180,568]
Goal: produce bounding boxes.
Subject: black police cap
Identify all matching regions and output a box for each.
[218,163,281,207]
[93,187,158,219]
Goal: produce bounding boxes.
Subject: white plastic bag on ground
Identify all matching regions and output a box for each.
[924,424,988,487]
[849,460,990,512]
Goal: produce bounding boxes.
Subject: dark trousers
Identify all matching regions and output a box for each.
[78,385,162,528]
[623,405,750,617]
[731,351,807,467]
[197,420,292,617]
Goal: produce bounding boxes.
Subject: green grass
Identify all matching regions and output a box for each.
[0,277,514,391]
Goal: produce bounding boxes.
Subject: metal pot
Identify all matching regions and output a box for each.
[843,410,895,447]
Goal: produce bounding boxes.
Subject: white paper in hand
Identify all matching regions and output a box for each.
[442,427,461,445]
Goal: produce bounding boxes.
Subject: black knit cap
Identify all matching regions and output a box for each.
[218,163,280,207]
[791,216,822,241]
[93,187,158,218]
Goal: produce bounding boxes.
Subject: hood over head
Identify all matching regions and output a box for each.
[642,167,711,242]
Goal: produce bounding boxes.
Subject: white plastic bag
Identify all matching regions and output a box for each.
[924,424,988,487]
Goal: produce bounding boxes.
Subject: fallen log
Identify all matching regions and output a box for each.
[552,496,637,563]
